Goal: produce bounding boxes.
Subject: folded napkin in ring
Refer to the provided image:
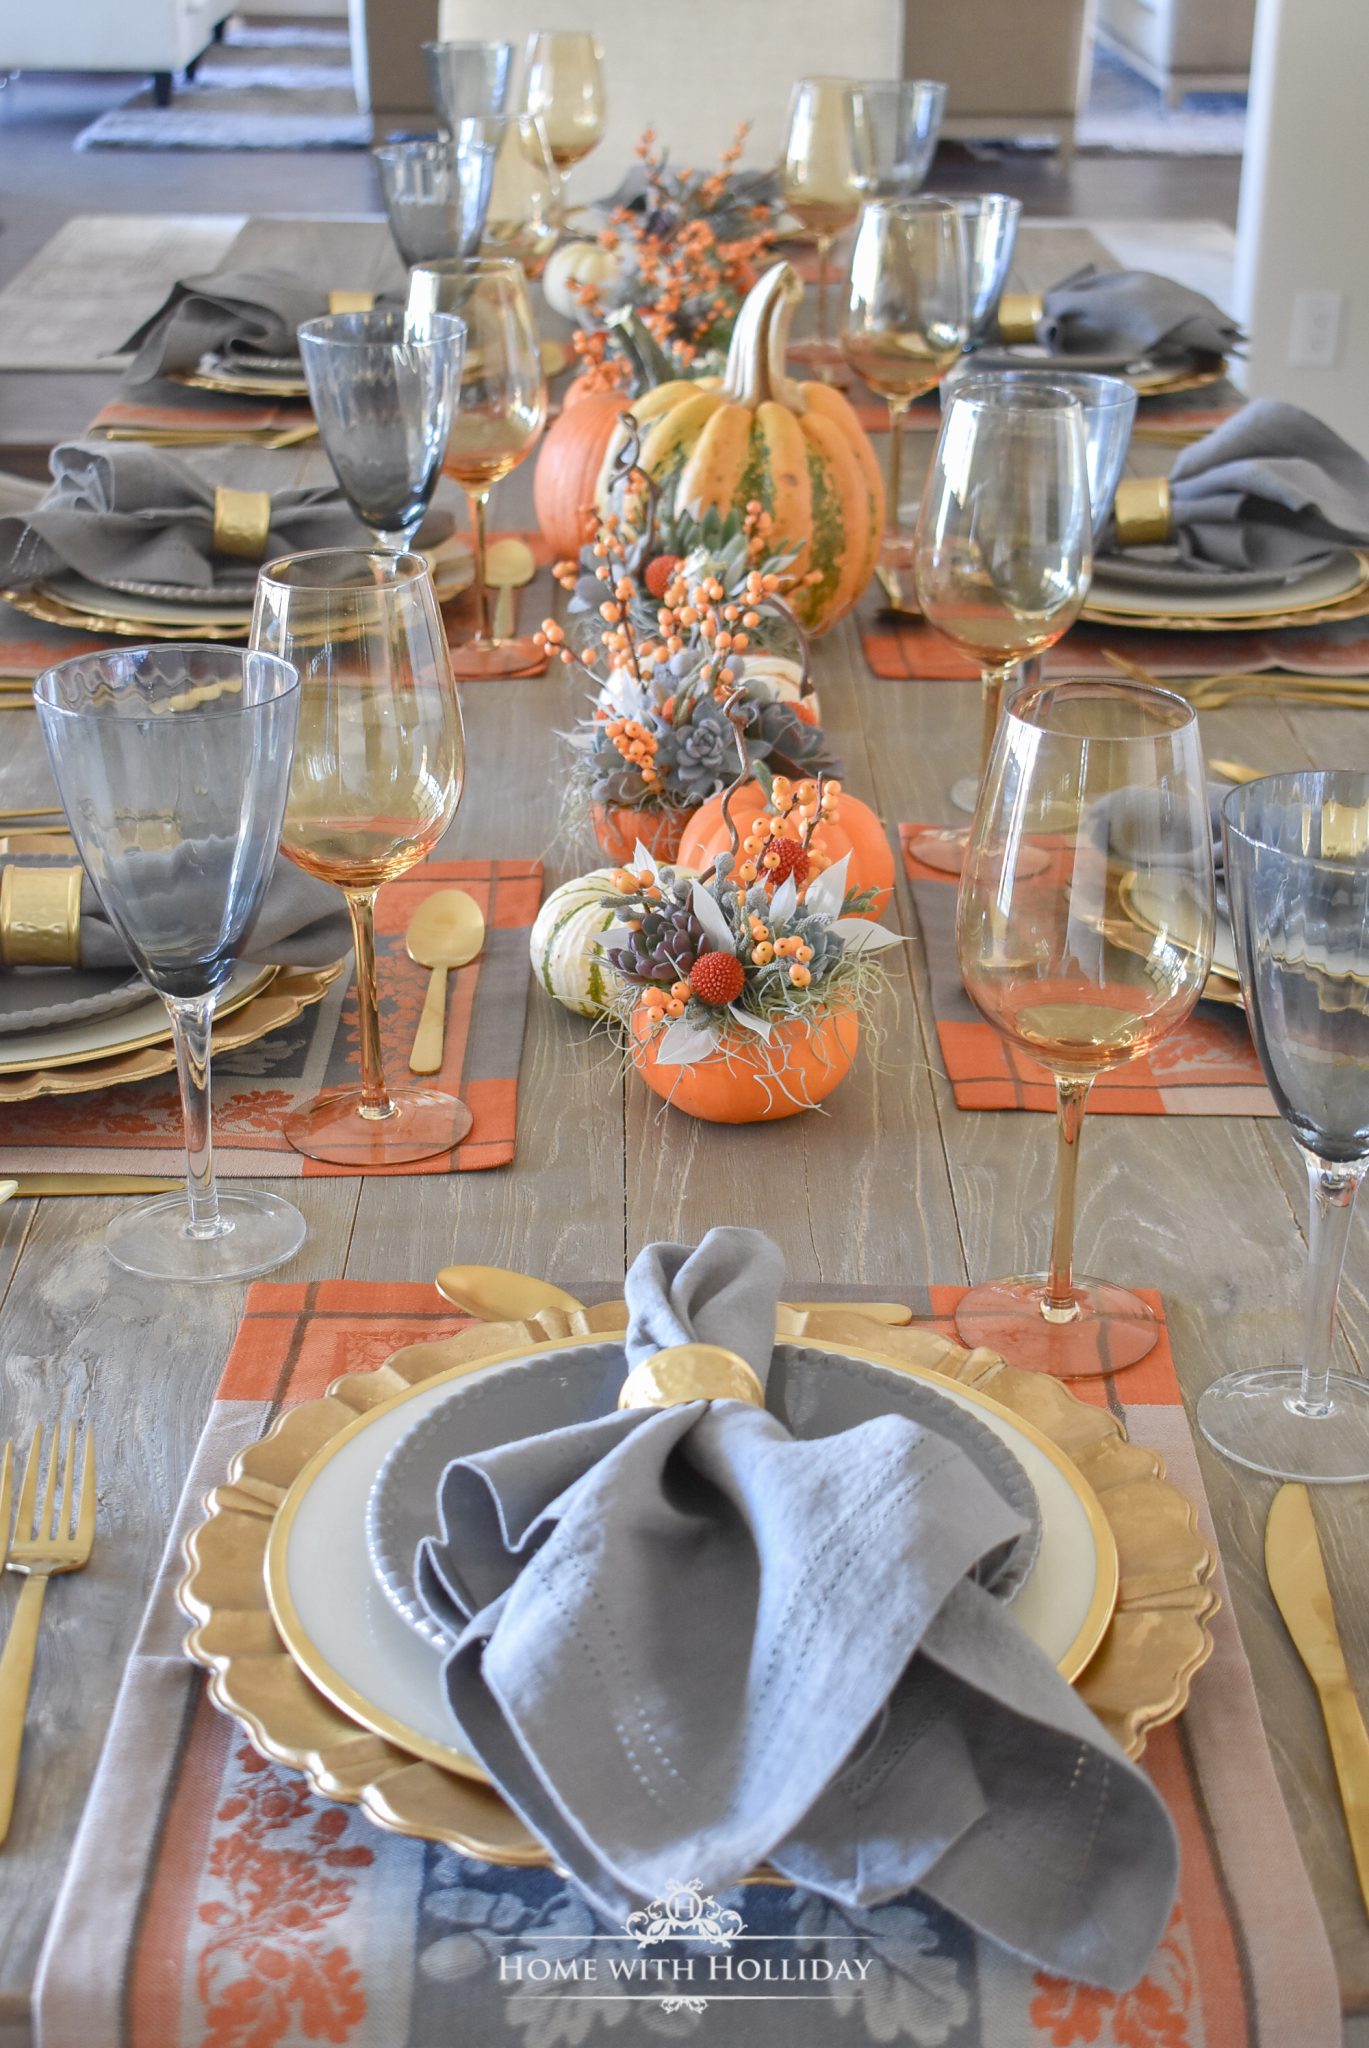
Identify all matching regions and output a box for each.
[120,268,355,383]
[0,850,349,1028]
[415,1226,1178,1992]
[0,442,373,595]
[994,262,1242,366]
[1106,399,1369,576]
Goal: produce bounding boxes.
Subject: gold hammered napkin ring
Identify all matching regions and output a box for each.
[618,1344,765,1410]
[0,864,83,968]
[328,289,376,314]
[1112,476,1173,548]
[212,486,273,561]
[995,292,1045,344]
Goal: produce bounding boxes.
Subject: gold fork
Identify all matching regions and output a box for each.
[0,1422,96,1845]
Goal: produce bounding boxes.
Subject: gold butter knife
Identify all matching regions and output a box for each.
[1266,1483,1369,1916]
[1,1175,183,1197]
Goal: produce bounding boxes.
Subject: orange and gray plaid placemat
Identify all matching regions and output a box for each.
[865,612,1369,684]
[900,825,1274,1115]
[33,1277,1340,2048]
[0,859,542,1176]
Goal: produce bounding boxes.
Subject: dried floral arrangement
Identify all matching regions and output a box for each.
[570,124,779,385]
[541,426,841,842]
[595,714,902,1087]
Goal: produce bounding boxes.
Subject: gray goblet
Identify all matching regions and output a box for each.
[297,310,466,553]
[953,194,1023,347]
[422,39,513,133]
[373,129,496,267]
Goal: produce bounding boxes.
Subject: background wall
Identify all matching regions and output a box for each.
[1234,0,1369,451]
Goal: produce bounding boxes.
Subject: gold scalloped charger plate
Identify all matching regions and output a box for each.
[180,1304,1220,1864]
[0,959,344,1101]
[260,1334,1118,1782]
[1083,551,1369,632]
[0,962,273,1076]
[2,584,250,644]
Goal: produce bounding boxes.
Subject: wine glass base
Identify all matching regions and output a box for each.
[106,1187,306,1283]
[285,1084,473,1166]
[906,825,971,876]
[954,1273,1160,1378]
[449,634,545,679]
[1197,1368,1369,1482]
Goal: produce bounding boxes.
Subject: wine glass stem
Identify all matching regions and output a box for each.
[466,488,491,642]
[1295,1152,1365,1417]
[1044,1074,1093,1320]
[887,400,908,536]
[978,664,1014,778]
[344,887,395,1122]
[168,992,229,1242]
[816,236,833,346]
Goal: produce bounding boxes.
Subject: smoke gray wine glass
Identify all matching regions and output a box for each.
[33,644,305,1282]
[1197,772,1369,1480]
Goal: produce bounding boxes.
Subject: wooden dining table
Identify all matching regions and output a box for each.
[1,216,1368,2048]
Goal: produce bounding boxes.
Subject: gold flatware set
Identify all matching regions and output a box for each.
[1105,647,1369,711]
[0,1423,96,1845]
[405,890,486,1074]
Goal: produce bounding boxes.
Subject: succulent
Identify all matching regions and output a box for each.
[605,894,705,985]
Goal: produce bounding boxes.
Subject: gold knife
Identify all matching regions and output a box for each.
[1266,1482,1369,1916]
[0,1175,183,1197]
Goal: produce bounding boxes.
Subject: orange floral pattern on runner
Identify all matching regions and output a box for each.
[1030,1904,1193,2048]
[196,1745,374,2048]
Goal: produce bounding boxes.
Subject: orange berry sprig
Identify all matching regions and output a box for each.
[734,775,844,896]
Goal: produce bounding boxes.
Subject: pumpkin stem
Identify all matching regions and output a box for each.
[605,308,675,395]
[722,262,806,412]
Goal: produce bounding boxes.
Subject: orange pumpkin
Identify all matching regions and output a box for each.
[535,387,632,560]
[630,1005,859,1122]
[676,782,895,916]
[591,803,690,866]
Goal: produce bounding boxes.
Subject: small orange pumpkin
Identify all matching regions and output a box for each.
[534,312,677,560]
[676,782,895,916]
[630,1005,859,1122]
[591,803,690,865]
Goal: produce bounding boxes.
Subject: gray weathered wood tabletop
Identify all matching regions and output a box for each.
[1,220,1368,2048]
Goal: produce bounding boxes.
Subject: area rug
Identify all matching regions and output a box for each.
[74,35,369,151]
[968,44,1247,160]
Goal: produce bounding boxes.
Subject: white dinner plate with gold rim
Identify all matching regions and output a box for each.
[0,961,273,1074]
[263,1333,1119,1785]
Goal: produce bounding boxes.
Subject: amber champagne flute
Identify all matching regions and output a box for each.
[841,196,968,561]
[956,680,1215,1375]
[521,31,606,171]
[909,386,1091,876]
[408,256,548,679]
[250,549,468,1167]
[780,78,867,373]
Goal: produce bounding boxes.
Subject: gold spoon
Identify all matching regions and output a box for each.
[435,1263,587,1320]
[485,536,538,642]
[405,890,486,1074]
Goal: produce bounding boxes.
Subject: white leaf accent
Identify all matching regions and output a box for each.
[599,923,635,948]
[632,840,662,882]
[832,918,906,954]
[656,1016,720,1065]
[727,1004,773,1040]
[690,880,738,955]
[803,853,850,921]
[769,874,799,926]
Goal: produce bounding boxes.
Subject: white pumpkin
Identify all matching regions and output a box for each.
[737,653,821,721]
[542,240,622,324]
[529,870,622,1017]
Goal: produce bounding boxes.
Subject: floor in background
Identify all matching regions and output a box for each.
[1077,44,1247,156]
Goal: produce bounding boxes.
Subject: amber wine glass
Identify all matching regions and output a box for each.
[781,78,867,371]
[956,680,1215,1375]
[842,196,968,561]
[483,113,563,275]
[250,549,468,1167]
[909,386,1091,875]
[408,256,548,678]
[521,31,606,172]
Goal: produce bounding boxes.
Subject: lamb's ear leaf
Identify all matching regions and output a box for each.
[657,1016,719,1064]
[690,879,738,955]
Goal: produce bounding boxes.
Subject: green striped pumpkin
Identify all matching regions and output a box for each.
[529,871,621,1018]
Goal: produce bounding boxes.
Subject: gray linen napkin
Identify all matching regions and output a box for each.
[1146,399,1369,573]
[0,443,365,595]
[415,1227,1178,1991]
[1033,263,1242,363]
[121,269,333,382]
[0,852,348,1028]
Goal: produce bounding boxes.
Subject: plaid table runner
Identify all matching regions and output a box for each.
[87,379,316,446]
[0,860,542,1176]
[864,610,1369,684]
[33,1279,1340,2048]
[900,826,1274,1115]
